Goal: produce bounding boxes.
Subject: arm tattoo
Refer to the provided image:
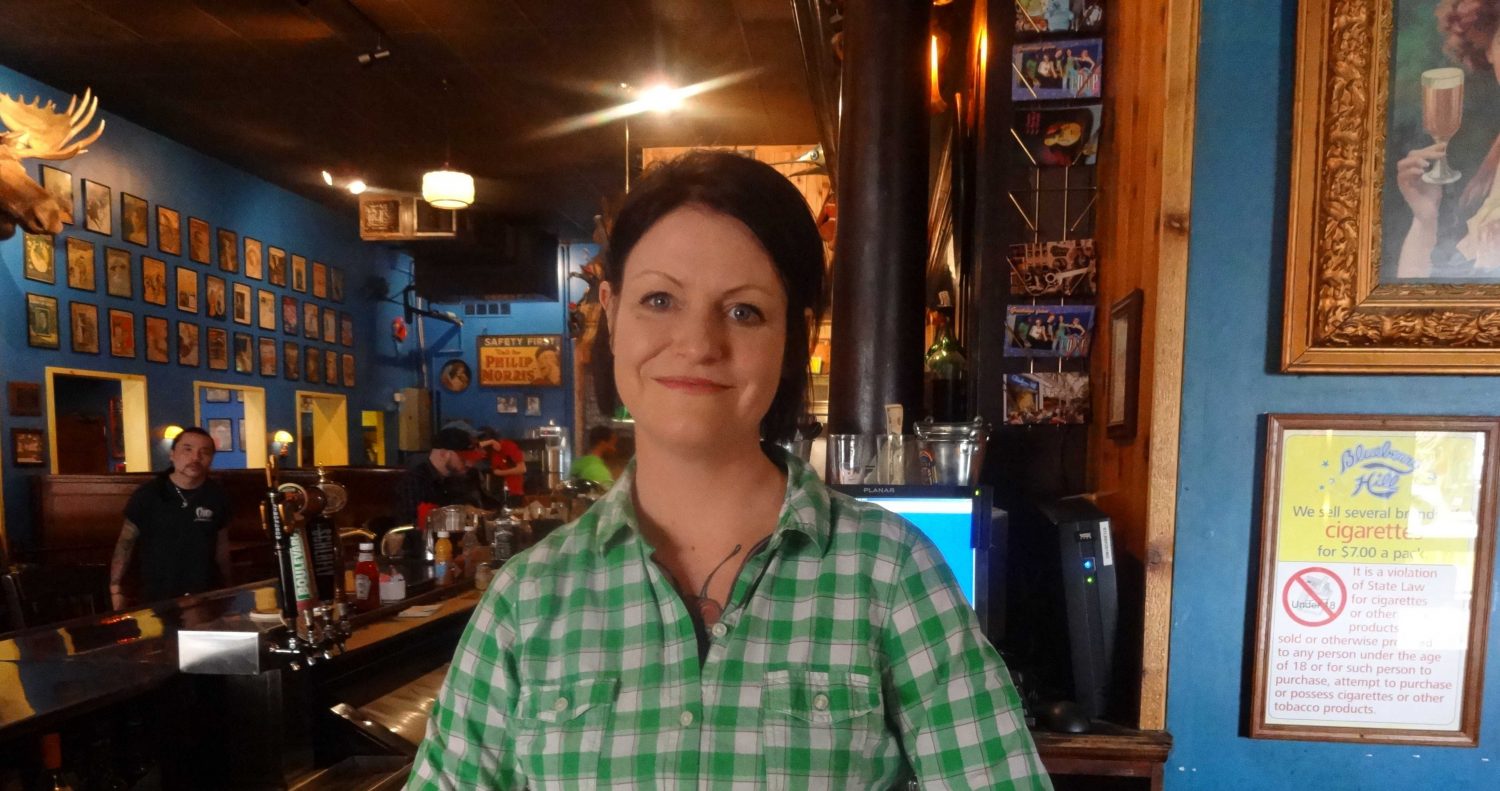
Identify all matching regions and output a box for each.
[110,521,140,585]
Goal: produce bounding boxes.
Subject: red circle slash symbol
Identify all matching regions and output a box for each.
[1282,566,1347,627]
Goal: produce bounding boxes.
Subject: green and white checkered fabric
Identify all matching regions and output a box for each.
[407,450,1052,790]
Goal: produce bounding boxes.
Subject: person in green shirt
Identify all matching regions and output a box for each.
[408,151,1050,789]
[570,424,617,485]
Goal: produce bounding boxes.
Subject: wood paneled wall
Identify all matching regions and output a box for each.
[1087,0,1201,729]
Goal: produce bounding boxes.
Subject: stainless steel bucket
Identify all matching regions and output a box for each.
[913,417,989,485]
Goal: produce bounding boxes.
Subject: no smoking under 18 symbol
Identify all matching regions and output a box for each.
[1282,566,1347,627]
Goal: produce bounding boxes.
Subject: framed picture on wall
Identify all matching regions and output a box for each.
[175,266,199,313]
[203,386,231,403]
[206,327,229,371]
[23,232,55,284]
[232,282,251,325]
[284,342,300,381]
[144,316,168,363]
[233,333,252,374]
[292,255,308,293]
[331,268,344,302]
[439,360,470,393]
[258,289,276,330]
[312,261,328,298]
[108,309,135,358]
[26,293,60,349]
[177,321,199,366]
[237,419,246,452]
[341,353,354,387]
[157,205,181,255]
[1107,289,1143,439]
[303,302,319,340]
[8,382,42,417]
[188,217,210,264]
[69,301,99,354]
[66,237,95,291]
[41,166,73,225]
[324,348,337,385]
[340,313,353,347]
[525,395,541,417]
[217,228,238,273]
[121,193,148,246]
[83,179,111,235]
[142,257,167,306]
[259,337,277,377]
[321,307,336,342]
[268,246,287,287]
[205,275,227,320]
[206,418,233,452]
[105,247,132,298]
[12,428,45,467]
[496,396,519,414]
[305,346,321,384]
[283,296,299,335]
[244,237,263,280]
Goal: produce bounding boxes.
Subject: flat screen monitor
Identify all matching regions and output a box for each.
[832,484,1000,637]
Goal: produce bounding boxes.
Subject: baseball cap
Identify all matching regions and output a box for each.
[433,427,475,452]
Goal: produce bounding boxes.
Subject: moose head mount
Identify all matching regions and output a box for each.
[0,89,105,240]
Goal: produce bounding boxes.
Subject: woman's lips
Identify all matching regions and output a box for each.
[654,376,731,394]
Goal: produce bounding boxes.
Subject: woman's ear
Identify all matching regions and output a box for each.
[599,281,618,347]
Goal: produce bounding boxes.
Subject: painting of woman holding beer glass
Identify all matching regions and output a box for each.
[1391,0,1500,280]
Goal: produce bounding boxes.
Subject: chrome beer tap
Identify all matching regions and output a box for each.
[261,459,350,668]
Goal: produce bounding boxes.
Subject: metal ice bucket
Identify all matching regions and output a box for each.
[913,416,989,485]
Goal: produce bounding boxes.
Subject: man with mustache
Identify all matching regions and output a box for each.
[108,427,232,609]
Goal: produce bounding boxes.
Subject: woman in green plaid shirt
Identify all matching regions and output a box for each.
[408,151,1051,790]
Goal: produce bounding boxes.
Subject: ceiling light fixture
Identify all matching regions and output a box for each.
[346,179,367,195]
[639,83,684,114]
[321,170,334,186]
[357,35,391,67]
[422,78,474,210]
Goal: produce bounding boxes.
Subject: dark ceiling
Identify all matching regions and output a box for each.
[0,0,820,238]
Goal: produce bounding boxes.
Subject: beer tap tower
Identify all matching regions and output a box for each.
[263,459,352,669]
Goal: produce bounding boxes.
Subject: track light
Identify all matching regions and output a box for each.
[357,41,391,66]
[346,179,367,195]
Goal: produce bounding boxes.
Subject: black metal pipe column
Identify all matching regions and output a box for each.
[827,0,930,437]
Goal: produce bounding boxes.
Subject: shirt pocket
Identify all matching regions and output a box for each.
[513,674,618,789]
[761,668,885,791]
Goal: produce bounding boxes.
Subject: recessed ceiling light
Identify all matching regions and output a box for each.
[640,84,683,114]
[321,170,334,186]
[347,179,367,195]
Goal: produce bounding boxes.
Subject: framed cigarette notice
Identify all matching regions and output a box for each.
[1251,414,1499,746]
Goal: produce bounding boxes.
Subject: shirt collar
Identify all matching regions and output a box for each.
[593,445,832,555]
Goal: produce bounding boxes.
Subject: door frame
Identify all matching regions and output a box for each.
[295,390,349,467]
[192,381,269,469]
[44,367,150,474]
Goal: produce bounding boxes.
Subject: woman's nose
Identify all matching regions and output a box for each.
[673,309,727,361]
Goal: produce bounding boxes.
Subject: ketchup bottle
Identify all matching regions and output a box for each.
[353,542,380,612]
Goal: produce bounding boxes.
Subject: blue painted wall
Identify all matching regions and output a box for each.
[0,64,419,552]
[1168,2,1498,786]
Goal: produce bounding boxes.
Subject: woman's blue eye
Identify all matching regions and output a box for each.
[729,304,764,323]
[641,292,672,310]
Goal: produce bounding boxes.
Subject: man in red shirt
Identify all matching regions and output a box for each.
[470,427,527,504]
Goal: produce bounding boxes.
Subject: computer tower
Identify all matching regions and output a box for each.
[1036,496,1118,720]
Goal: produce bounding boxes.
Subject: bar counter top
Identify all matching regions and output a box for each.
[0,575,482,742]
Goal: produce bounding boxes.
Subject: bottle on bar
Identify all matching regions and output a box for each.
[924,291,969,422]
[34,733,75,791]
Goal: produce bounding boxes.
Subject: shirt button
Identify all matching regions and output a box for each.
[710,622,728,639]
[679,710,695,727]
[553,697,570,712]
[812,693,830,711]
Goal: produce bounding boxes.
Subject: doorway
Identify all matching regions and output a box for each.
[45,367,150,474]
[296,391,348,467]
[360,410,386,466]
[192,382,268,469]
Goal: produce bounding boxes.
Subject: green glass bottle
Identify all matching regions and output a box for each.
[924,297,969,422]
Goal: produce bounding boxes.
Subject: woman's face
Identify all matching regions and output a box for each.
[602,205,788,454]
[1491,27,1500,83]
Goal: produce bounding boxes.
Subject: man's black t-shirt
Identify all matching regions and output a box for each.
[123,474,232,601]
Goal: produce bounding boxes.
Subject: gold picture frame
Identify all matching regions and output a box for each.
[1284,0,1500,373]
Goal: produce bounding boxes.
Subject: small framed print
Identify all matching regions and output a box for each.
[175,266,199,313]
[177,321,200,366]
[306,346,322,383]
[525,394,541,417]
[23,232,54,284]
[41,166,73,225]
[232,282,251,325]
[205,275,227,320]
[244,237,263,280]
[340,313,353,347]
[108,308,135,358]
[303,302,319,339]
[258,337,277,377]
[66,237,95,291]
[1107,289,1143,440]
[496,396,519,414]
[144,316,169,363]
[206,327,229,371]
[325,348,338,385]
[105,247,132,298]
[217,228,238,273]
[282,296,299,335]
[142,257,167,306]
[233,332,252,374]
[70,302,99,354]
[284,342,301,381]
[8,382,41,417]
[268,246,287,287]
[157,205,181,255]
[258,289,276,330]
[292,254,308,293]
[203,386,231,404]
[188,217,211,264]
[341,353,354,387]
[121,193,148,246]
[331,268,345,301]
[312,261,328,298]
[83,179,111,234]
[322,307,337,342]
[12,428,45,467]
[206,418,233,452]
[439,360,470,393]
[26,293,60,349]
[358,195,411,239]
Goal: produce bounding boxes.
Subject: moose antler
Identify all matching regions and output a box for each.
[0,88,105,239]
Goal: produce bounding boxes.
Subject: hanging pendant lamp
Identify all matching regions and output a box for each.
[423,78,474,209]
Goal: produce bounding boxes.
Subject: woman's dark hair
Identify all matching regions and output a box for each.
[599,150,827,444]
[171,426,214,451]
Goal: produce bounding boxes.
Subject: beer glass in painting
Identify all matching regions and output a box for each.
[1421,67,1464,185]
